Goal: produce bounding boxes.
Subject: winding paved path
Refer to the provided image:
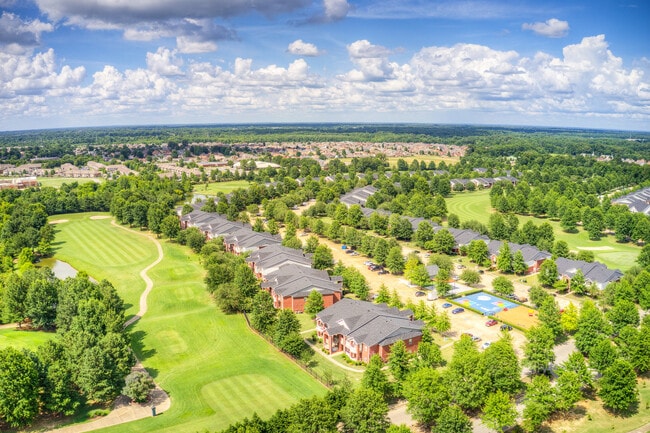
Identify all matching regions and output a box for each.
[47,221,170,433]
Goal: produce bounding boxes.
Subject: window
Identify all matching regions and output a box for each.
[408,338,413,345]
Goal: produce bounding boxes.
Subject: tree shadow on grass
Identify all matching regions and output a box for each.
[130,330,157,364]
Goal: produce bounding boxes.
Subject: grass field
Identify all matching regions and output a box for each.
[48,213,326,433]
[50,214,158,319]
[446,189,640,271]
[194,180,251,195]
[0,328,56,351]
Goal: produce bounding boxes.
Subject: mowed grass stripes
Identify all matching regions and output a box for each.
[50,213,326,433]
[50,213,157,318]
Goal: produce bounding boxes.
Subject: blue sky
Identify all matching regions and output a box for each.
[0,0,648,131]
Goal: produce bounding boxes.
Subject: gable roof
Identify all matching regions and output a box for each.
[316,298,424,347]
[340,185,378,206]
[555,257,623,288]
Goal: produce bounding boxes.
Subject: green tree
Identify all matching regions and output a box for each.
[185,227,206,253]
[467,239,489,266]
[361,355,391,400]
[305,290,325,316]
[431,311,451,334]
[538,259,558,287]
[633,270,650,310]
[445,335,490,410]
[523,325,555,374]
[312,244,334,270]
[429,229,456,255]
[523,375,555,432]
[589,337,618,374]
[554,369,582,412]
[459,269,480,286]
[599,359,639,412]
[375,284,390,304]
[637,244,650,268]
[414,341,443,369]
[575,300,610,355]
[25,276,59,329]
[492,276,514,296]
[482,335,522,395]
[340,388,390,433]
[304,234,320,254]
[388,340,411,385]
[122,371,155,403]
[560,302,579,333]
[2,273,27,326]
[558,351,593,391]
[274,309,301,346]
[434,267,451,297]
[552,240,570,259]
[386,246,405,274]
[538,297,562,339]
[482,390,518,432]
[606,299,639,334]
[414,221,435,248]
[373,238,390,265]
[447,213,460,228]
[570,269,587,295]
[496,242,512,273]
[249,290,277,334]
[403,368,451,427]
[410,264,431,287]
[267,219,280,235]
[434,405,472,433]
[253,217,265,232]
[160,215,180,240]
[0,347,41,427]
[512,250,527,275]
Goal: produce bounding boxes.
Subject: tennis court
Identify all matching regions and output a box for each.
[456,292,518,316]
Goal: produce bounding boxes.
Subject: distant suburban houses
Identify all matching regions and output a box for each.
[612,187,650,216]
[556,257,624,291]
[316,298,424,363]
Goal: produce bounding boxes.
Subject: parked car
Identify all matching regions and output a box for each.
[415,291,425,297]
[485,319,498,327]
[345,249,354,254]
[442,303,453,308]
[451,307,465,314]
[481,341,492,350]
[364,261,373,266]
[350,251,359,256]
[471,335,482,342]
[500,324,513,331]
[378,269,388,275]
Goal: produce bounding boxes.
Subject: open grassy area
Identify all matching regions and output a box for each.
[549,377,650,433]
[49,213,326,433]
[0,328,56,351]
[39,177,104,189]
[446,189,640,271]
[194,180,251,195]
[49,213,158,320]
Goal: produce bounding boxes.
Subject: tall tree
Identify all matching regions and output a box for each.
[340,388,390,433]
[249,290,276,334]
[599,359,639,412]
[512,250,528,275]
[538,259,558,287]
[312,244,334,270]
[388,340,411,385]
[496,242,512,273]
[403,368,451,427]
[386,246,405,274]
[361,355,392,400]
[434,405,472,433]
[482,390,518,432]
[305,290,325,316]
[445,335,490,410]
[523,325,555,374]
[481,335,522,395]
[0,347,41,427]
[522,375,556,432]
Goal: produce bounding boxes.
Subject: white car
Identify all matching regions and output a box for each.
[481,341,492,350]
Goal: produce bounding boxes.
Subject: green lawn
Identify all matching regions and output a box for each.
[194,180,251,195]
[38,177,104,189]
[48,213,326,433]
[446,189,640,271]
[49,213,157,320]
[0,328,56,351]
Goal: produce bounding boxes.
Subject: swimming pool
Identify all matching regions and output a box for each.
[455,292,519,316]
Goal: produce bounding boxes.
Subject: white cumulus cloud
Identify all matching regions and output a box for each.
[287,39,322,56]
[323,0,350,21]
[0,12,54,54]
[522,18,569,38]
[146,47,184,76]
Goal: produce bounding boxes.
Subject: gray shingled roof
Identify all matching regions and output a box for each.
[612,187,650,215]
[316,298,424,348]
[555,257,623,289]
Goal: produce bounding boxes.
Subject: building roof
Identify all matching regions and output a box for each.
[263,264,342,298]
[555,257,623,288]
[340,185,378,206]
[612,187,650,215]
[316,298,424,347]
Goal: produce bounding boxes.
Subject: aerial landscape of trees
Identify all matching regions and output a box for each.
[0,124,649,431]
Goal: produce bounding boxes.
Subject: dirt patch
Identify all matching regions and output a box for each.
[90,215,111,220]
[50,219,69,224]
[494,305,539,330]
[575,246,614,251]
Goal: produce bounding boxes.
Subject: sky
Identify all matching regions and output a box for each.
[0,0,649,132]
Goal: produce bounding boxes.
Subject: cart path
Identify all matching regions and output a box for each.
[112,221,164,328]
[46,221,169,433]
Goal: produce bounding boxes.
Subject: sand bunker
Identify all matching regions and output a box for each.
[90,215,111,220]
[575,246,614,251]
[50,219,69,224]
